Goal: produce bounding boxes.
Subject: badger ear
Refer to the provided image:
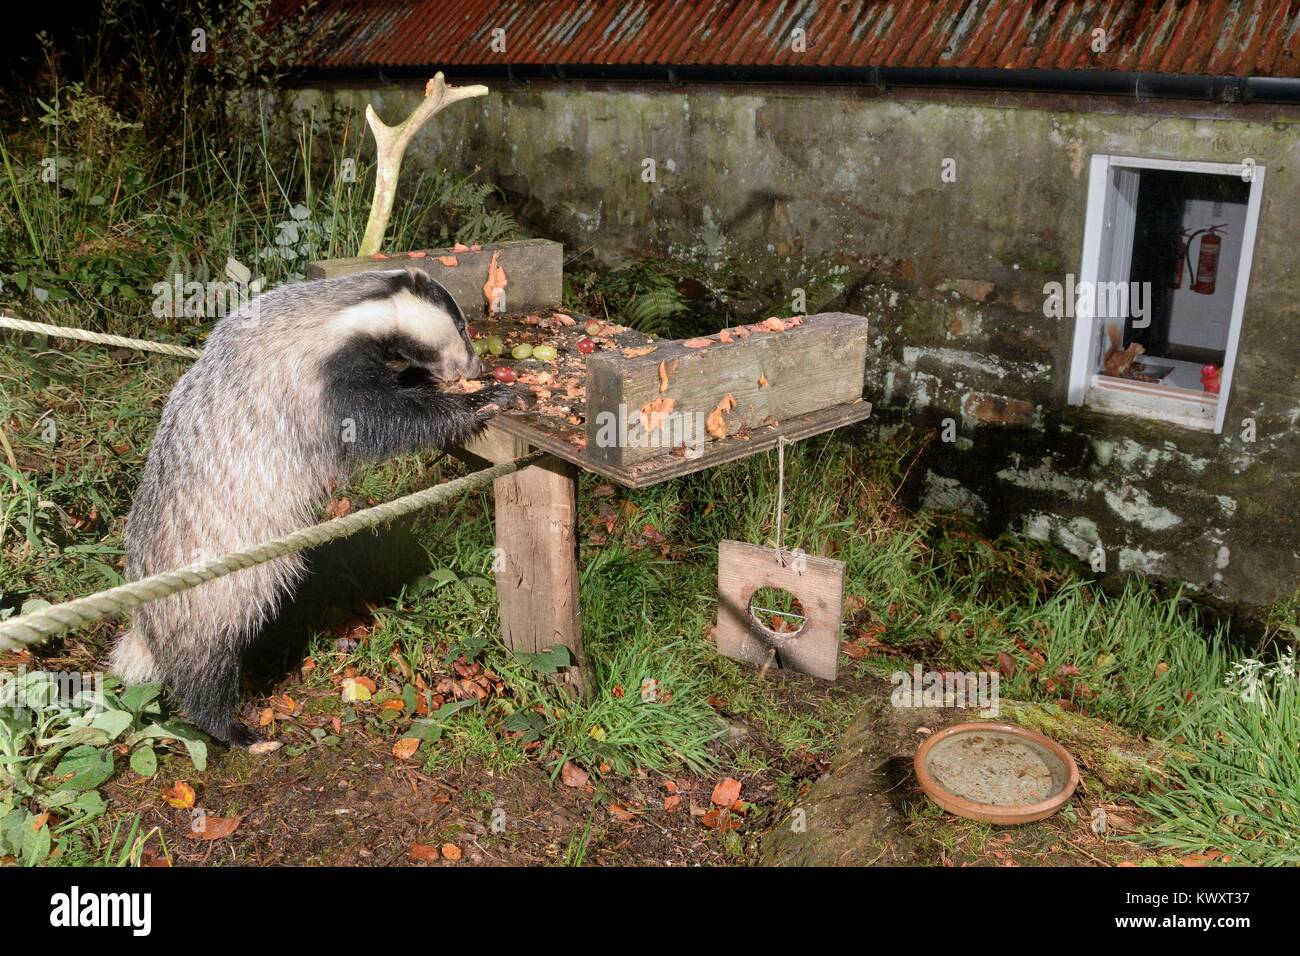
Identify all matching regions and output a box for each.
[398,267,429,298]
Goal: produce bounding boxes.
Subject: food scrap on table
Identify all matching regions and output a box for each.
[658,359,678,393]
[639,398,676,433]
[482,251,508,314]
[706,394,736,440]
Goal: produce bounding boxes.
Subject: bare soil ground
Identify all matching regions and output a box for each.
[101,671,1164,868]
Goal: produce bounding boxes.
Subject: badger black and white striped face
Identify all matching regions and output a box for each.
[330,270,482,384]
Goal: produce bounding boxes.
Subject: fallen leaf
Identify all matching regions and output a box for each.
[699,807,743,832]
[163,781,196,809]
[187,815,241,841]
[325,497,351,519]
[608,804,637,822]
[997,651,1016,678]
[561,761,589,788]
[711,777,742,807]
[664,794,683,812]
[247,740,282,755]
[341,678,372,702]
[393,738,421,760]
[408,843,441,862]
[1154,661,1170,677]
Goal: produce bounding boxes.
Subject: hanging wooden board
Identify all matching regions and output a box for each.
[715,540,844,680]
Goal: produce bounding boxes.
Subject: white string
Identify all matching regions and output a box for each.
[775,435,788,565]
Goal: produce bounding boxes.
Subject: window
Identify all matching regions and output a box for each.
[1067,155,1265,433]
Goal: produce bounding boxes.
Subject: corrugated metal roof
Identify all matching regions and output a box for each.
[280,1,1300,79]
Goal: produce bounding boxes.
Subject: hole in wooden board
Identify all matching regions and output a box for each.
[747,586,806,642]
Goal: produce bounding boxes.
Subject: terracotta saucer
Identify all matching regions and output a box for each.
[913,721,1081,824]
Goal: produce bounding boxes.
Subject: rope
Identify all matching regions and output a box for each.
[774,435,790,566]
[0,452,541,652]
[0,315,203,359]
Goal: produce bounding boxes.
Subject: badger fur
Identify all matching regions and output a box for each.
[110,269,517,746]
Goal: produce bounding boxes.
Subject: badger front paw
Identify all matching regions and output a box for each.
[225,722,264,749]
[474,383,530,418]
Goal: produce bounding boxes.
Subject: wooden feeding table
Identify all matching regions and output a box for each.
[310,241,872,695]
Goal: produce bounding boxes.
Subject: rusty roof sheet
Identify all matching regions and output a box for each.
[281,1,1300,79]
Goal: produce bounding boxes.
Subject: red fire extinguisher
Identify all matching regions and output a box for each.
[1190,224,1227,296]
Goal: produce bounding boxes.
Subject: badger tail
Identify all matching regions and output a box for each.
[109,629,159,685]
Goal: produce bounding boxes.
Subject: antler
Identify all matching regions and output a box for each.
[358,73,489,257]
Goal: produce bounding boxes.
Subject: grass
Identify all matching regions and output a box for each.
[3,326,1300,866]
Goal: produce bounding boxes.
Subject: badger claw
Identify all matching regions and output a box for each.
[224,722,265,750]
[475,383,529,418]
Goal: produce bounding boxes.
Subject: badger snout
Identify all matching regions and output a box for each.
[432,346,482,383]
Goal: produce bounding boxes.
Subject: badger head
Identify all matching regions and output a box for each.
[334,269,483,384]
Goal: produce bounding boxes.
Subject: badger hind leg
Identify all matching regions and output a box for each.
[115,620,250,744]
[109,629,160,685]
[163,642,258,748]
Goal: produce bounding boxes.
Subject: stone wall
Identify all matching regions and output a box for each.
[293,81,1300,606]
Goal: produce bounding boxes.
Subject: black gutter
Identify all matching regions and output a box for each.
[299,63,1300,106]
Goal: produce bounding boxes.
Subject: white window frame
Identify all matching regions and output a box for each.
[1067,154,1265,434]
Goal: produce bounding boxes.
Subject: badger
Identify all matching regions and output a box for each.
[110,269,519,747]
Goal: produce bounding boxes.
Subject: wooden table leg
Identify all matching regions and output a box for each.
[458,428,589,697]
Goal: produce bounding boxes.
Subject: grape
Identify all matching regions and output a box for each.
[532,344,558,362]
[492,366,517,384]
[511,343,534,360]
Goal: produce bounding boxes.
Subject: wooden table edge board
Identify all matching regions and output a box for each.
[489,399,874,489]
